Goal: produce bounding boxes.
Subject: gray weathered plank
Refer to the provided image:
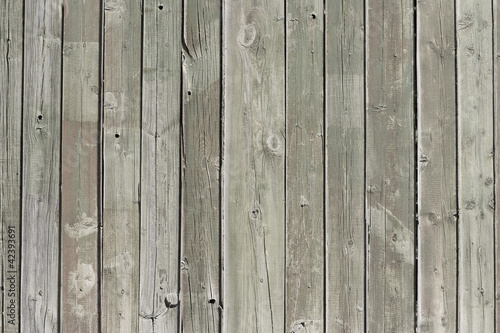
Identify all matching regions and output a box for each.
[325,0,365,331]
[0,0,23,330]
[224,1,285,332]
[60,0,100,331]
[139,0,182,332]
[21,0,63,331]
[365,0,415,331]
[102,0,142,330]
[416,0,457,331]
[181,0,221,331]
[285,0,324,331]
[456,0,495,331]
[495,0,500,330]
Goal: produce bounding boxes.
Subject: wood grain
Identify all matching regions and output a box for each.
[285,0,324,331]
[325,0,365,331]
[181,0,222,331]
[139,0,182,332]
[365,0,415,330]
[495,0,500,330]
[0,0,23,330]
[416,0,457,331]
[102,0,142,330]
[456,0,495,331]
[21,0,63,331]
[224,1,285,332]
[60,0,100,331]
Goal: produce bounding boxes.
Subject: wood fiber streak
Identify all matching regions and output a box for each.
[139,0,182,332]
[181,0,221,331]
[0,0,23,330]
[21,0,63,331]
[496,0,500,331]
[102,0,142,330]
[416,0,457,331]
[365,0,415,331]
[285,0,324,331]
[61,0,100,331]
[325,0,365,331]
[456,0,495,331]
[224,1,285,332]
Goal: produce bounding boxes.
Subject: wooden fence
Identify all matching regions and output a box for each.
[1,0,500,331]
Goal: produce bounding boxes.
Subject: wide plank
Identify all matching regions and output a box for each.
[224,1,286,332]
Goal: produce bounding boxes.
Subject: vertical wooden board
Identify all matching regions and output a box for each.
[224,0,285,332]
[139,0,181,332]
[21,0,62,331]
[325,0,365,331]
[285,0,324,331]
[181,0,221,331]
[456,0,495,331]
[60,0,100,331]
[102,0,142,330]
[495,0,500,330]
[365,0,415,331]
[0,0,23,330]
[416,0,457,331]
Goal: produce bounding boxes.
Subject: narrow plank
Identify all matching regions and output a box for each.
[285,0,324,331]
[60,0,100,331]
[325,0,365,330]
[456,0,495,331]
[416,0,457,331]
[180,0,221,331]
[365,0,415,330]
[0,0,23,330]
[224,1,285,332]
[102,0,142,330]
[495,0,500,330]
[139,0,182,331]
[21,0,63,331]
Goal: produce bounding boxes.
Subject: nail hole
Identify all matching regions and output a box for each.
[37,115,43,120]
[115,133,120,138]
[158,5,163,10]
[311,13,316,19]
[208,298,216,304]
[187,91,192,96]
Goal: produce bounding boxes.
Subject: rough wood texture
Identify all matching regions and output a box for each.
[1,0,23,330]
[416,0,457,331]
[21,0,62,331]
[495,1,500,330]
[60,0,100,331]
[224,1,285,332]
[139,0,182,332]
[325,0,365,331]
[181,0,221,331]
[456,0,495,331]
[365,0,415,331]
[285,0,324,331]
[102,0,142,330]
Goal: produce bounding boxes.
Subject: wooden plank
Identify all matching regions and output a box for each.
[456,0,495,331]
[285,0,324,331]
[101,0,142,330]
[495,0,500,331]
[180,0,221,331]
[365,0,415,331]
[416,0,457,331]
[20,0,63,331]
[139,1,182,332]
[60,0,100,331]
[325,0,365,330]
[0,0,23,330]
[224,1,285,332]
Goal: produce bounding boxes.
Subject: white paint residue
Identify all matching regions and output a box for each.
[68,262,96,299]
[65,213,98,238]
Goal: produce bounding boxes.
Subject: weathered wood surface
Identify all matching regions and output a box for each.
[416,0,457,331]
[0,0,23,330]
[181,0,222,331]
[60,0,100,331]
[139,1,182,332]
[224,1,285,332]
[325,0,365,331]
[101,0,142,330]
[456,0,495,331]
[365,0,415,331]
[495,0,500,330]
[285,0,324,332]
[20,0,63,331]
